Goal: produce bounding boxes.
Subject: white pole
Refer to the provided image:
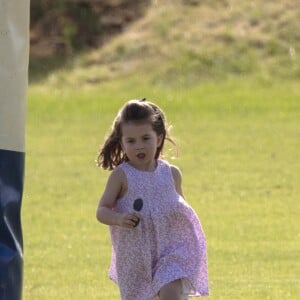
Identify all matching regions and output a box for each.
[0,0,29,299]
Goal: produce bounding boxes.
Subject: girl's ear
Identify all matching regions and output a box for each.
[157,134,164,147]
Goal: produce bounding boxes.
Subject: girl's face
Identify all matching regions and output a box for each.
[121,122,163,171]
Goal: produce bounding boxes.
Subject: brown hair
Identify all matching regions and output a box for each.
[97,99,175,170]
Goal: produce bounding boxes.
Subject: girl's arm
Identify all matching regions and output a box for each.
[171,165,185,198]
[96,167,140,228]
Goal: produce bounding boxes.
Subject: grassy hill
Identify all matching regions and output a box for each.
[30,0,300,88]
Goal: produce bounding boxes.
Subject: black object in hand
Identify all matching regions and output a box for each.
[133,198,143,227]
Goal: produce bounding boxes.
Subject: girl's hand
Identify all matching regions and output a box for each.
[117,212,141,228]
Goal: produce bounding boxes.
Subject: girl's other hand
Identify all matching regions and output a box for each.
[117,212,141,228]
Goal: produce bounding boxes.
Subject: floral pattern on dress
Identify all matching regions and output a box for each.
[108,160,209,300]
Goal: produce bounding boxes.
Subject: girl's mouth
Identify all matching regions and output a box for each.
[137,153,146,159]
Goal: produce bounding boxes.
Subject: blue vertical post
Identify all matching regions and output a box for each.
[0,0,29,299]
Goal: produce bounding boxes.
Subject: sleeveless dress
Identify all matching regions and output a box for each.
[109,160,209,300]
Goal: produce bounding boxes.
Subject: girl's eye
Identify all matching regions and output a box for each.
[143,136,150,141]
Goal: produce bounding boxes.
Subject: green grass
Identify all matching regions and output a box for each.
[25,1,300,298]
[23,77,300,299]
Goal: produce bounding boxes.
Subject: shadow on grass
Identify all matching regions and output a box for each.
[28,53,78,84]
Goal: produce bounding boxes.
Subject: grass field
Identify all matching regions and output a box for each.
[23,77,300,299]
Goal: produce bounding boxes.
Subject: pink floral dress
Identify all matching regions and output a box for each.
[108,160,209,299]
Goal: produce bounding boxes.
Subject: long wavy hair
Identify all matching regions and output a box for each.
[97,99,175,170]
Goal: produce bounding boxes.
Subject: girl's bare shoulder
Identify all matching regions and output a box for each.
[169,164,182,180]
[169,164,184,197]
[107,165,127,186]
[110,165,127,198]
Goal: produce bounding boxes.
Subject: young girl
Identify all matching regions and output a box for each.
[96,99,209,300]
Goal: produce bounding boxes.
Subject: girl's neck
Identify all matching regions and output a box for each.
[127,159,158,172]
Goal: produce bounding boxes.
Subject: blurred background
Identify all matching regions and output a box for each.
[24,1,300,299]
[29,0,299,86]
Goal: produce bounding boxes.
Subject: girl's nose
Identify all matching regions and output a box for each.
[135,142,144,150]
